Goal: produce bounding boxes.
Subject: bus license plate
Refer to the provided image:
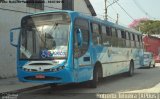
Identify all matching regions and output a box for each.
[35,75,45,79]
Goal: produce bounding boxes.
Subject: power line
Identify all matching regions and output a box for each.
[88,12,115,22]
[132,0,155,19]
[96,13,128,26]
[107,0,118,15]
[107,0,120,24]
[95,13,117,21]
[107,0,120,8]
[115,2,135,21]
[107,15,117,21]
[75,11,128,27]
[133,0,147,15]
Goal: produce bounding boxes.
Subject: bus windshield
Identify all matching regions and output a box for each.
[20,13,70,60]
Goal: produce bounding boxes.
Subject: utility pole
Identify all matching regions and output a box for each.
[104,0,119,20]
[104,0,108,20]
[116,13,119,24]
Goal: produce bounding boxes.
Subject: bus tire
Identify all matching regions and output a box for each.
[153,64,155,68]
[128,61,134,76]
[90,66,99,88]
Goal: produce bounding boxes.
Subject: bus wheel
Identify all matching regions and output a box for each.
[90,66,99,88]
[153,64,155,68]
[128,61,134,76]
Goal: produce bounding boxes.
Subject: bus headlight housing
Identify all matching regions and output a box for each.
[22,66,65,72]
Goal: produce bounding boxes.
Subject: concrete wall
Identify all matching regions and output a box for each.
[0,2,62,78]
[0,0,92,78]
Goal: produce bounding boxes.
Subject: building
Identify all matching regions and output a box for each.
[143,35,160,63]
[0,0,96,78]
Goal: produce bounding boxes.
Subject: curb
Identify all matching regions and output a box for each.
[0,84,50,94]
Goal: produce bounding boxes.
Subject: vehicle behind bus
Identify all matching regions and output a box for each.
[142,52,155,68]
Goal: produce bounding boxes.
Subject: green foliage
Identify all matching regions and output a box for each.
[135,20,160,34]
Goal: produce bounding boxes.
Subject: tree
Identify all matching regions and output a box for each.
[129,19,160,35]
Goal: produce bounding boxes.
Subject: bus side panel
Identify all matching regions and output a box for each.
[100,47,130,77]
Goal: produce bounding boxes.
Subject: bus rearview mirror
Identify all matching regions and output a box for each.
[76,29,83,48]
[10,27,21,47]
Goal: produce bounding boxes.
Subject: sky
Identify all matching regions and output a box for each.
[90,0,160,27]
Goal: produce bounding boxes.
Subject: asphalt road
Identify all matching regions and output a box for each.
[17,65,160,99]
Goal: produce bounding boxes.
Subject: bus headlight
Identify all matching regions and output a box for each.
[57,66,65,70]
[51,66,65,72]
[23,68,29,72]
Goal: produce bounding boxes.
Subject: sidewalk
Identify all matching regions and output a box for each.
[0,77,42,93]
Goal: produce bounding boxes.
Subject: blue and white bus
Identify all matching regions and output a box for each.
[10,10,143,88]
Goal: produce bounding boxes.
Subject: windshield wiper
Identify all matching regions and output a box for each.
[47,23,59,36]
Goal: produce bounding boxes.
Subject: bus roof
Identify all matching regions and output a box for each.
[23,10,142,35]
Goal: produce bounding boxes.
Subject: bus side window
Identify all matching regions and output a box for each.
[121,30,126,47]
[91,23,102,45]
[106,26,112,46]
[106,26,111,36]
[99,25,103,44]
[117,29,123,47]
[111,28,117,47]
[130,33,135,48]
[132,34,136,48]
[137,35,140,45]
[101,26,106,45]
[102,25,109,46]
[138,35,141,48]
[130,33,132,47]
[135,35,139,48]
[126,32,130,48]
[74,18,89,58]
[128,32,131,40]
[140,36,143,48]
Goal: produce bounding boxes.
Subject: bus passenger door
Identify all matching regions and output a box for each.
[73,26,92,82]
